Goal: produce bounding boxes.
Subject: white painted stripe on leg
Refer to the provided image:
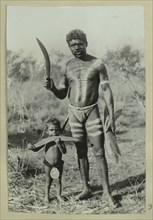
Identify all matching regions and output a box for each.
[86,118,101,126]
[88,130,103,137]
[72,134,84,138]
[71,129,83,134]
[86,124,103,131]
[100,80,109,85]
[69,121,82,128]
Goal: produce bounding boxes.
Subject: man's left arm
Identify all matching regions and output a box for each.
[99,63,115,133]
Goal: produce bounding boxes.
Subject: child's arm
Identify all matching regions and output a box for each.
[28,136,57,152]
[28,143,45,152]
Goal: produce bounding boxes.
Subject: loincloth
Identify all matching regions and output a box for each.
[43,159,64,172]
[68,103,104,142]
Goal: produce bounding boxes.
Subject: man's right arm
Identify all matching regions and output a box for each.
[43,61,69,99]
[43,74,68,99]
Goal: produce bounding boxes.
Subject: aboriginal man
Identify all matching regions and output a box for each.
[44,29,116,207]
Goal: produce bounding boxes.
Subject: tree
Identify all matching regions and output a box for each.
[103,45,145,114]
[7,50,36,83]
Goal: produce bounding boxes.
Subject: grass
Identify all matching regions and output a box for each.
[8,100,145,214]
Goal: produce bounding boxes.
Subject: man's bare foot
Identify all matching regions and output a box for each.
[102,193,119,208]
[75,189,92,200]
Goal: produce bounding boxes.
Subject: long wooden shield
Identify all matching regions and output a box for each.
[104,107,121,163]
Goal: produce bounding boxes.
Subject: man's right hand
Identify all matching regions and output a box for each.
[43,77,54,91]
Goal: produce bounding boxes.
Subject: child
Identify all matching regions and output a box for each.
[28,117,67,204]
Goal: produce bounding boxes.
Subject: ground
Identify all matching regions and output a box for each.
[8,102,145,214]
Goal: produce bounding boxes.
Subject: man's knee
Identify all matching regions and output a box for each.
[75,142,88,159]
[77,150,88,159]
[92,147,105,159]
[76,147,88,159]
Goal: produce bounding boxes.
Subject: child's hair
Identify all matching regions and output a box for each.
[66,29,88,46]
[46,117,61,129]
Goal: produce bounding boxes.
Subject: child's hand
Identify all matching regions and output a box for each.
[55,137,61,145]
[28,143,35,151]
[56,138,67,154]
[27,143,44,152]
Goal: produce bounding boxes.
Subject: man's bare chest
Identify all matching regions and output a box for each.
[66,61,99,82]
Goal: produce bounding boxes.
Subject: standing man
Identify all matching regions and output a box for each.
[44,29,116,207]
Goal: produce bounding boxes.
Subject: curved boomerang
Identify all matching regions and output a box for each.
[35,38,69,141]
[29,135,77,152]
[36,38,51,78]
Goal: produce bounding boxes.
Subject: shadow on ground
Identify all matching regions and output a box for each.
[91,173,145,201]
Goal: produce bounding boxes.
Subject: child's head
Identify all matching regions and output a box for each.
[46,117,61,136]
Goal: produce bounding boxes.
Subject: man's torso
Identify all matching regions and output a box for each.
[65,55,102,107]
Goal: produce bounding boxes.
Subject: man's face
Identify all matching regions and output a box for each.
[68,39,87,59]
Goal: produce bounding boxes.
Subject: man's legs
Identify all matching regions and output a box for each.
[90,134,116,207]
[86,105,117,207]
[75,141,92,200]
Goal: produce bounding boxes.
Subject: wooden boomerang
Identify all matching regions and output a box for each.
[30,135,76,152]
[36,38,50,79]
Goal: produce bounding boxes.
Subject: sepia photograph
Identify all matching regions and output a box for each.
[1,1,153,220]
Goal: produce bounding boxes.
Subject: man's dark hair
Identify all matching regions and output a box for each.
[66,29,88,46]
[46,117,61,129]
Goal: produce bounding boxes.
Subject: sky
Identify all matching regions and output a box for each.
[7,6,145,58]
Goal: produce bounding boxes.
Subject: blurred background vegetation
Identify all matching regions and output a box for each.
[7,44,145,138]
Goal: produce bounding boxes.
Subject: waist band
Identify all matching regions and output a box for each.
[69,102,97,111]
[43,159,64,168]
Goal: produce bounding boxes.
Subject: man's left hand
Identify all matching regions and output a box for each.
[105,117,116,134]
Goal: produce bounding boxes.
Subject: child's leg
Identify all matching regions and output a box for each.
[55,162,64,201]
[44,165,53,203]
[56,175,63,201]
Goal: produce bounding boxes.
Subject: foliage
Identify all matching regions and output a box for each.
[103,45,144,75]
[7,50,37,82]
[7,49,68,134]
[102,45,145,113]
[7,44,145,134]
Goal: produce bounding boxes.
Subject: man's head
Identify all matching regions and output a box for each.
[66,29,88,46]
[66,29,88,59]
[46,117,61,136]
